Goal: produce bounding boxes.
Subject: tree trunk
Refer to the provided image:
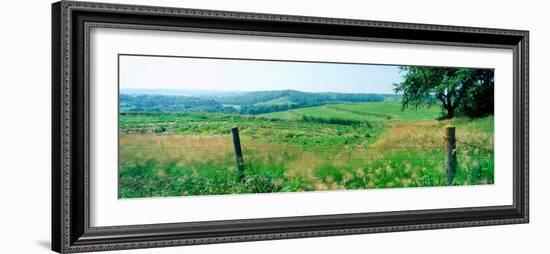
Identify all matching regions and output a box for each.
[445,105,455,119]
[439,96,455,119]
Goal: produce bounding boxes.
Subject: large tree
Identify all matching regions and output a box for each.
[394,66,494,119]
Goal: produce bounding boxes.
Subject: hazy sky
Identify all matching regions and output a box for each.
[119,55,404,94]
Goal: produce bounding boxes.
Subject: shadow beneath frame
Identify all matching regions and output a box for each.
[36,240,50,250]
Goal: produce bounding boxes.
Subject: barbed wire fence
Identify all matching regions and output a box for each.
[126,126,494,185]
[207,126,493,184]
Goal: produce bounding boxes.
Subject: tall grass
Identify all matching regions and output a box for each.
[119,103,494,198]
[119,159,287,197]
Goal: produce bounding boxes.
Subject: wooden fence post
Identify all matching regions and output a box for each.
[231,127,245,181]
[445,126,457,185]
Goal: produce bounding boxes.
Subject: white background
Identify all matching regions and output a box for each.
[0,0,547,253]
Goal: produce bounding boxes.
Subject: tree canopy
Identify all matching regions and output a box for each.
[394,66,494,119]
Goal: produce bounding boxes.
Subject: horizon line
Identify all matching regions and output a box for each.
[120,88,400,95]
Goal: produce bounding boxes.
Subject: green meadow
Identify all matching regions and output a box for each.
[119,101,494,198]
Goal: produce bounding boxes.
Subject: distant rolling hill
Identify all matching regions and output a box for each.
[119,89,400,114]
[213,90,387,105]
[254,96,297,106]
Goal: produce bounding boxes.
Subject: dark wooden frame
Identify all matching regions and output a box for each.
[52,1,529,253]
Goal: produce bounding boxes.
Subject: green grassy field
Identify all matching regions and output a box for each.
[119,102,494,198]
[263,102,441,122]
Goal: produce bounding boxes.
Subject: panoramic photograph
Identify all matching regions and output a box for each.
[118,54,494,198]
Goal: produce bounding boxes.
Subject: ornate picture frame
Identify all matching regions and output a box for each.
[52,1,528,253]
